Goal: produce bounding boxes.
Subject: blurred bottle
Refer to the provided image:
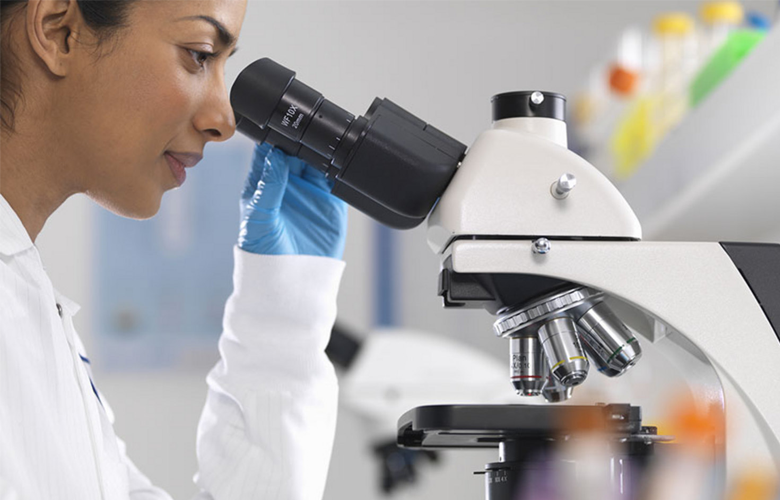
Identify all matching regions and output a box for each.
[611,13,697,179]
[744,11,771,32]
[642,395,725,500]
[698,2,745,62]
[556,407,622,500]
[651,13,699,140]
[574,28,643,179]
[726,468,779,500]
[572,65,611,163]
[690,3,767,107]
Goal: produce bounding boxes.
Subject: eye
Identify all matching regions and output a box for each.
[187,48,216,69]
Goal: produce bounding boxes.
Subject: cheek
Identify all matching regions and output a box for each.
[79,48,196,162]
[116,52,196,149]
[70,49,200,212]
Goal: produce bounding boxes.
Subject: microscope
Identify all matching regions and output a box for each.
[231,59,780,499]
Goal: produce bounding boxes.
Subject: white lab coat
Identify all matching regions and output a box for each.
[0,194,345,499]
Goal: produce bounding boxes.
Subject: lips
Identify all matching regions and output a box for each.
[164,152,203,187]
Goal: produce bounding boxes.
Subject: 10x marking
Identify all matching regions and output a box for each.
[281,104,298,128]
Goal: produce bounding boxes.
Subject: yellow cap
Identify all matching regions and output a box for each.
[653,13,695,35]
[700,1,744,25]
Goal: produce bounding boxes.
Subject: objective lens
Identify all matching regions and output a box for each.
[538,317,589,386]
[581,341,623,378]
[541,360,574,403]
[510,336,545,396]
[577,302,642,375]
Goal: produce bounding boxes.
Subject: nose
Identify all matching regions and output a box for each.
[193,74,237,143]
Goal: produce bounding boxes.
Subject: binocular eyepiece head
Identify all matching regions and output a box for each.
[230,58,468,230]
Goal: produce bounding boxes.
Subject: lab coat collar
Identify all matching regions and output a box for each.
[0,194,81,316]
[53,287,82,317]
[0,193,34,256]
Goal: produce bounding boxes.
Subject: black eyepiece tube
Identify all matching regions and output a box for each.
[236,112,332,173]
[230,59,296,129]
[230,58,468,229]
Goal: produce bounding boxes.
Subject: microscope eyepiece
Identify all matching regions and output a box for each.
[230,58,297,130]
[231,58,468,229]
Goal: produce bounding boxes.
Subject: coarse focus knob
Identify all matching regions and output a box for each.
[551,173,577,199]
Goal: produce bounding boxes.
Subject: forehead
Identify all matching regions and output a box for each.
[134,0,247,40]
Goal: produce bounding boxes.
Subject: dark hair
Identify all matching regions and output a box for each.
[1,0,137,132]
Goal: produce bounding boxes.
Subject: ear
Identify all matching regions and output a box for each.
[26,0,84,77]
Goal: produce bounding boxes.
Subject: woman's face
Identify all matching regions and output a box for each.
[55,0,247,219]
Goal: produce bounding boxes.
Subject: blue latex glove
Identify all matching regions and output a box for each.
[238,143,348,259]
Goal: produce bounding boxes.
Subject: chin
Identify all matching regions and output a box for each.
[89,190,163,221]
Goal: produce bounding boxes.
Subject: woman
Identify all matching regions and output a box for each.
[0,1,348,498]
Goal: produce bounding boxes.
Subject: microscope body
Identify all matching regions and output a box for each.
[230,59,780,495]
[427,97,780,481]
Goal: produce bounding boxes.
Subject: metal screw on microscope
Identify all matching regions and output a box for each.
[551,173,577,199]
[530,91,545,106]
[532,238,552,254]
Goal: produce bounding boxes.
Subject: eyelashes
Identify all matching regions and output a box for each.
[187,48,218,69]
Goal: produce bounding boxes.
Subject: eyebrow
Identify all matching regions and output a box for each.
[178,15,239,56]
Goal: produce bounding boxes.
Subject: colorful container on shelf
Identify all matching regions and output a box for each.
[610,96,660,179]
[745,11,771,32]
[689,1,764,108]
[690,29,765,107]
[572,28,643,177]
[573,1,774,182]
[697,2,744,71]
[610,12,697,180]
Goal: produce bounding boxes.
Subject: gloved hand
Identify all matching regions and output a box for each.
[238,143,348,259]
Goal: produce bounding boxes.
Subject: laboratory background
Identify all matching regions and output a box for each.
[33,0,780,498]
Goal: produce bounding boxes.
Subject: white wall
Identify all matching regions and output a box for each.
[34,1,779,499]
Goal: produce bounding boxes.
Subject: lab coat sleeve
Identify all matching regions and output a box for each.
[0,478,24,500]
[122,438,175,500]
[192,248,345,500]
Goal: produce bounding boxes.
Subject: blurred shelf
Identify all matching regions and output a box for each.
[618,26,780,242]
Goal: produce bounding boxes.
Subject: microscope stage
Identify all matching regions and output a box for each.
[397,404,645,449]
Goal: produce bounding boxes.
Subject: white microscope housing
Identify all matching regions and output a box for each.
[426,90,780,489]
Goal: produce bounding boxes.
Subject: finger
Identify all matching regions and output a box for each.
[300,163,335,192]
[248,148,290,212]
[242,142,274,200]
[285,153,308,179]
[271,148,331,191]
